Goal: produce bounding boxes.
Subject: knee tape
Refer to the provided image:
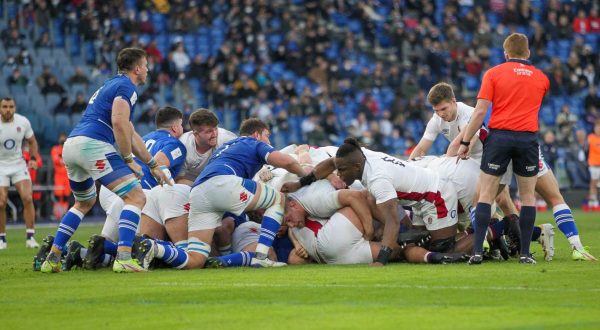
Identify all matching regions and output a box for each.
[112,177,140,197]
[263,191,284,224]
[187,237,211,258]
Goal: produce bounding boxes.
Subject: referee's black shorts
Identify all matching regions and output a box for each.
[480,129,539,177]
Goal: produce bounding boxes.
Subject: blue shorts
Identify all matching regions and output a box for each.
[481,129,539,177]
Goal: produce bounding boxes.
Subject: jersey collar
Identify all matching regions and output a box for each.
[507,59,532,65]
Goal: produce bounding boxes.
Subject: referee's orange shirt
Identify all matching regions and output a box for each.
[588,133,600,166]
[478,59,549,132]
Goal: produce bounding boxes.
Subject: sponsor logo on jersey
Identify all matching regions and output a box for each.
[183,203,190,212]
[95,160,106,170]
[240,191,248,202]
[171,147,182,160]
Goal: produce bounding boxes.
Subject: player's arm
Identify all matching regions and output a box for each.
[458,99,489,159]
[26,134,40,170]
[112,97,135,157]
[280,157,337,193]
[372,198,401,266]
[337,189,373,240]
[408,138,433,160]
[267,151,310,177]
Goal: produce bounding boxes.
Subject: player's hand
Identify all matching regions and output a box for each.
[327,174,347,190]
[276,224,288,238]
[457,144,470,162]
[363,224,374,241]
[258,167,274,182]
[151,165,174,186]
[127,161,143,179]
[281,181,301,193]
[369,261,385,267]
[28,159,38,170]
[294,246,308,259]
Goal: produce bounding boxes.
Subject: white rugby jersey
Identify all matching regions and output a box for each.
[360,150,440,209]
[177,127,237,182]
[289,179,340,223]
[422,102,483,159]
[0,114,34,163]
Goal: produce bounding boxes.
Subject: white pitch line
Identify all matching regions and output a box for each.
[155,282,600,293]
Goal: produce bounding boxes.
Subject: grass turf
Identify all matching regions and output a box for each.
[1,211,600,330]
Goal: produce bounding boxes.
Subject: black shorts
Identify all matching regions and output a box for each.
[480,129,539,177]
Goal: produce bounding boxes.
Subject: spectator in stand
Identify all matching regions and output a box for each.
[7,68,28,87]
[573,10,591,34]
[541,130,559,170]
[70,92,88,114]
[36,65,54,90]
[556,105,578,146]
[171,41,191,73]
[589,8,600,33]
[34,31,53,49]
[41,76,66,97]
[68,67,91,86]
[51,133,71,220]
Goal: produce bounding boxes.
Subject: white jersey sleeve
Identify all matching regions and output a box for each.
[422,115,442,141]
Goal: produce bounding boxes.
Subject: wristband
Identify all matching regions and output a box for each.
[123,153,134,163]
[147,158,158,169]
[376,245,392,264]
[299,172,317,187]
[460,140,470,146]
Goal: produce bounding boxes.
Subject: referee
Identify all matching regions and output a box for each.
[457,33,549,264]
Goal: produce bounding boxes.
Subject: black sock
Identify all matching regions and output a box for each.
[473,203,492,255]
[519,206,536,256]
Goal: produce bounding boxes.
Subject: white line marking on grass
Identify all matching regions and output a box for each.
[155,282,600,293]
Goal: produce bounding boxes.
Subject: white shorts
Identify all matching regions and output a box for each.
[411,178,458,231]
[232,221,261,252]
[143,184,190,226]
[0,159,30,186]
[188,175,256,231]
[62,136,131,186]
[316,212,373,264]
[590,166,600,181]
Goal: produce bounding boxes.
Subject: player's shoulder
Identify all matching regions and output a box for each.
[13,113,32,126]
[456,102,474,112]
[217,127,237,144]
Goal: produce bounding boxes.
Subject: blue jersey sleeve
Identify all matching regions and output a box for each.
[255,141,275,164]
[162,141,187,177]
[115,82,137,118]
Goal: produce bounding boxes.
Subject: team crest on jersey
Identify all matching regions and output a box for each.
[426,216,433,224]
[16,126,21,133]
[240,192,248,202]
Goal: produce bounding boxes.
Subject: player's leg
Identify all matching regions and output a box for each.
[0,186,8,249]
[214,217,235,255]
[245,181,286,264]
[14,178,38,248]
[589,166,599,209]
[536,170,596,261]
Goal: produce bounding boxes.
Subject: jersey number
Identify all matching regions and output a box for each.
[381,156,405,167]
[88,87,103,105]
[145,139,156,153]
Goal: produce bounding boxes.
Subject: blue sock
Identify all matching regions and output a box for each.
[155,240,188,269]
[117,205,141,248]
[469,207,477,230]
[104,240,118,256]
[54,208,84,252]
[257,216,280,250]
[531,226,542,241]
[473,203,491,255]
[216,251,256,267]
[553,204,578,238]
[519,206,536,256]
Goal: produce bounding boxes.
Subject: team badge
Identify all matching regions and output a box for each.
[17,126,21,132]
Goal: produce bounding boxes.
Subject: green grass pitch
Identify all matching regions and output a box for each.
[1,211,599,330]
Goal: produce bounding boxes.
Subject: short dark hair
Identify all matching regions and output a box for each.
[116,48,147,72]
[189,108,218,130]
[240,118,268,136]
[155,106,183,129]
[336,137,362,158]
[0,97,15,105]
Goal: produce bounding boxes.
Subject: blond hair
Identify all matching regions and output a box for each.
[503,33,529,59]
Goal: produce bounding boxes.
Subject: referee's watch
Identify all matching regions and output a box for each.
[460,140,470,146]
